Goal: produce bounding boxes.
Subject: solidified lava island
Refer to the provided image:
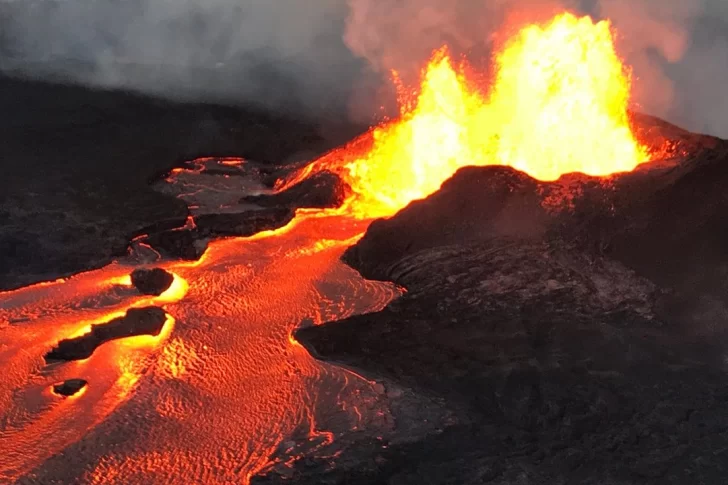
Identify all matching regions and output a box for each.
[3,11,728,485]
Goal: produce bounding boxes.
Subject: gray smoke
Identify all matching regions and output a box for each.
[0,0,367,119]
[2,0,728,136]
[345,0,728,137]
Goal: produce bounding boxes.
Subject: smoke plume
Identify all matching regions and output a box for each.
[2,0,728,136]
[344,0,728,137]
[0,0,365,119]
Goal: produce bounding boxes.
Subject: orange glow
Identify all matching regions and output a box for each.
[154,272,189,304]
[338,50,482,218]
[219,158,245,166]
[106,274,132,287]
[116,355,142,393]
[0,173,400,482]
[485,13,648,180]
[158,337,200,379]
[53,273,185,345]
[117,314,175,350]
[313,13,649,218]
[66,324,93,340]
[67,385,87,400]
[49,383,88,400]
[244,214,303,241]
[111,315,176,400]
[65,311,127,340]
[288,333,302,347]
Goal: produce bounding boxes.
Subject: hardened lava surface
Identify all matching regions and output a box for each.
[295,116,728,484]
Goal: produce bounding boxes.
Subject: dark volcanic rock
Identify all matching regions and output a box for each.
[343,165,550,279]
[0,74,356,290]
[344,132,728,308]
[45,307,167,362]
[242,170,351,210]
[290,119,728,484]
[131,267,175,295]
[602,146,728,301]
[144,227,206,261]
[144,207,294,259]
[52,379,88,397]
[195,207,294,236]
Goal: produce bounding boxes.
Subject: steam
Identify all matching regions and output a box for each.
[345,0,728,137]
[0,0,364,119]
[1,0,728,136]
[344,0,581,77]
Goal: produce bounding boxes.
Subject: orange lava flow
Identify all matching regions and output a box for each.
[315,13,650,218]
[0,270,186,482]
[0,208,398,484]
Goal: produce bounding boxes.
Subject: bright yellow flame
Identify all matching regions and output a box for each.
[106,274,132,287]
[154,273,189,304]
[340,52,483,218]
[319,13,649,219]
[485,13,648,180]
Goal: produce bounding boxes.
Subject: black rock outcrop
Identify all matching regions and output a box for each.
[144,207,295,260]
[242,170,351,210]
[45,307,168,362]
[52,379,88,397]
[131,268,175,295]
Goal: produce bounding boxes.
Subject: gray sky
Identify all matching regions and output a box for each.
[2,0,727,137]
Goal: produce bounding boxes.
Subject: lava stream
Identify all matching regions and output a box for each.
[0,271,185,481]
[0,208,398,484]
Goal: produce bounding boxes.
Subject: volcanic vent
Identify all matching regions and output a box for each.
[289,13,653,220]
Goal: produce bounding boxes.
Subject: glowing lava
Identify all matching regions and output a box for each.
[0,210,397,483]
[485,13,648,180]
[319,13,649,218]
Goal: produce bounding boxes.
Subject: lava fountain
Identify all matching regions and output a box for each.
[311,13,650,219]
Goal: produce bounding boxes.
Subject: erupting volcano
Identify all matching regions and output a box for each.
[309,13,651,218]
[4,9,728,485]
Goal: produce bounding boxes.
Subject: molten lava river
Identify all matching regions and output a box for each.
[0,13,651,484]
[0,188,401,483]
